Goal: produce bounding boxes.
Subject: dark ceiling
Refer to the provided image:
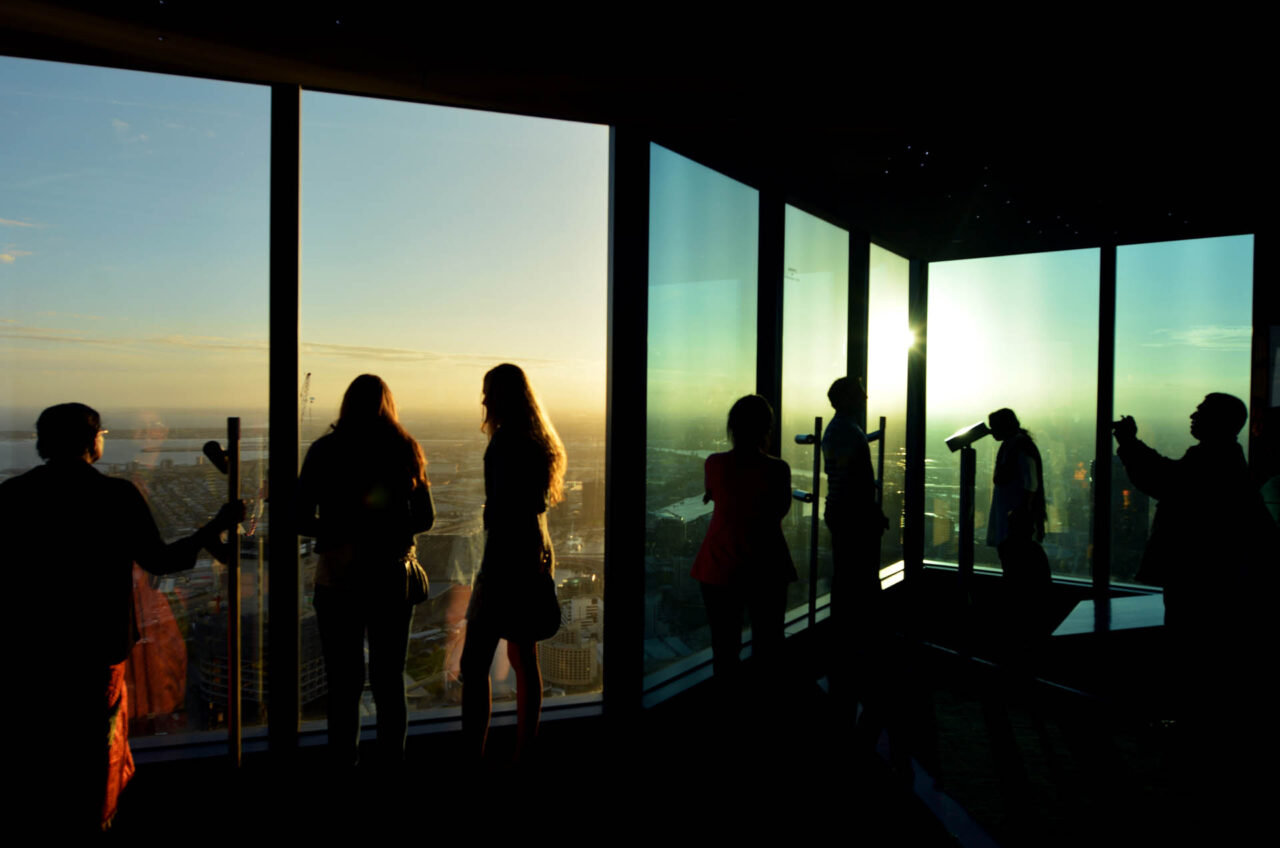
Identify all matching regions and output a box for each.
[2,1,1266,262]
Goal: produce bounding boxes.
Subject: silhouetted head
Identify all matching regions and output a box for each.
[333,375,427,486]
[1190,393,1247,442]
[988,408,1022,442]
[728,394,774,453]
[482,363,537,433]
[827,377,865,415]
[337,374,399,428]
[482,363,566,505]
[36,402,103,462]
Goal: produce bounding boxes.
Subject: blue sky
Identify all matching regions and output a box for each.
[1,57,608,425]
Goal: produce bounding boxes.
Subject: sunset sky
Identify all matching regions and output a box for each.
[1,57,608,429]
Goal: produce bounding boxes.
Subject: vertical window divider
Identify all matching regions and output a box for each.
[1248,230,1273,468]
[904,259,928,584]
[848,232,871,430]
[604,127,648,718]
[757,192,784,453]
[1093,245,1117,601]
[267,83,301,753]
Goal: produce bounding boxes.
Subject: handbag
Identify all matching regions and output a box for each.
[403,547,430,605]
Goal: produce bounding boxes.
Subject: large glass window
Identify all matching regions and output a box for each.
[644,144,758,679]
[925,249,1100,578]
[0,57,270,743]
[300,92,608,722]
[780,206,848,617]
[867,244,911,570]
[1111,235,1253,584]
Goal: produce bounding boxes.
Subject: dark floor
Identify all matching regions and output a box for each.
[110,676,958,844]
[106,583,1275,845]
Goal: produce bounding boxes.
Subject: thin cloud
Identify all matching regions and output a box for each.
[0,322,566,367]
[0,218,40,228]
[35,310,102,321]
[111,117,148,144]
[303,340,556,366]
[0,249,33,264]
[1143,326,1251,352]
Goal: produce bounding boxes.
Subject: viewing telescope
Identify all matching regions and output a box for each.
[945,421,991,453]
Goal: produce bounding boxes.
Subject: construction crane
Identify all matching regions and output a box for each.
[299,372,314,426]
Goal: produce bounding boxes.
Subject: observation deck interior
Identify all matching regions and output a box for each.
[2,5,1273,845]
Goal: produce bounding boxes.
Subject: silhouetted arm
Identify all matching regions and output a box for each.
[1117,438,1179,501]
[296,441,324,539]
[129,485,243,575]
[410,479,435,534]
[772,458,793,519]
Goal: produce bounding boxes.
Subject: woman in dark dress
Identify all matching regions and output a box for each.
[460,363,566,762]
[297,375,434,766]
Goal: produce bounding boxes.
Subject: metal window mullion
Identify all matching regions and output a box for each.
[1093,245,1117,600]
[904,259,928,584]
[603,126,648,719]
[267,83,301,753]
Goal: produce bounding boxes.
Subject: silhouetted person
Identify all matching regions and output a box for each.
[297,375,434,768]
[823,379,901,759]
[986,408,1050,633]
[691,395,795,693]
[460,364,565,764]
[1113,393,1258,632]
[0,403,240,832]
[1115,397,1272,832]
[822,378,887,659]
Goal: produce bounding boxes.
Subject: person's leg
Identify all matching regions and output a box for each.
[367,594,414,764]
[459,620,502,758]
[314,584,366,767]
[746,578,786,683]
[507,640,542,763]
[700,581,745,682]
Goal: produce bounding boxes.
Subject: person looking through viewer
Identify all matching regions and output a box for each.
[297,375,435,768]
[986,408,1050,620]
[1,403,242,832]
[460,363,565,764]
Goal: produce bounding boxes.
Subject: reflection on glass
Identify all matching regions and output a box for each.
[781,206,847,615]
[300,92,608,720]
[1111,235,1253,584]
[867,244,910,568]
[645,144,758,679]
[0,57,270,741]
[925,249,1099,577]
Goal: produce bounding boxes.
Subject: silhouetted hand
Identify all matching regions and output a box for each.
[1113,416,1138,446]
[211,499,247,532]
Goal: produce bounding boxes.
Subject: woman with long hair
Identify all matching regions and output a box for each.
[297,374,434,766]
[460,363,566,763]
[691,394,795,688]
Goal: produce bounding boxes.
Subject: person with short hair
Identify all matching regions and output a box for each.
[1113,393,1256,628]
[986,407,1050,616]
[1,402,241,832]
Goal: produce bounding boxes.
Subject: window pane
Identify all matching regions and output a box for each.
[925,249,1099,578]
[645,144,758,679]
[868,244,911,570]
[1111,235,1253,584]
[781,206,848,617]
[300,92,608,723]
[0,57,270,743]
